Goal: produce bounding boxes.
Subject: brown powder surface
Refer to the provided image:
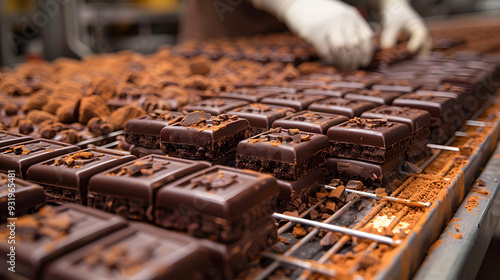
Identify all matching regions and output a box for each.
[454,233,463,239]
[465,195,484,213]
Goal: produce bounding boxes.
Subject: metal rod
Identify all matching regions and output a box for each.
[465,120,492,127]
[426,143,460,151]
[278,197,328,235]
[75,130,124,148]
[324,185,431,208]
[455,131,469,137]
[272,213,400,246]
[261,252,338,277]
[99,140,120,149]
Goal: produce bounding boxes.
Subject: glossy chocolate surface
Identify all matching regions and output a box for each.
[308,97,377,118]
[26,148,135,205]
[272,110,348,134]
[344,89,401,105]
[44,222,212,280]
[0,204,127,280]
[327,118,410,148]
[261,93,327,111]
[371,79,422,92]
[183,98,249,115]
[227,103,295,129]
[0,139,80,178]
[89,155,210,202]
[156,166,278,221]
[361,105,431,134]
[0,130,33,148]
[237,127,329,164]
[220,86,294,102]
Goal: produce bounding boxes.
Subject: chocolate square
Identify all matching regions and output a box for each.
[344,89,402,105]
[26,148,136,205]
[0,139,80,179]
[155,166,278,242]
[227,103,295,135]
[44,222,214,280]
[88,155,210,222]
[160,112,250,161]
[0,204,127,280]
[124,110,185,149]
[327,118,410,163]
[220,86,295,102]
[236,127,330,180]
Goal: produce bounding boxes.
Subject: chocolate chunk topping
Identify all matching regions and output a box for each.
[181,111,212,127]
[346,117,392,129]
[54,151,102,168]
[113,159,170,177]
[190,171,238,190]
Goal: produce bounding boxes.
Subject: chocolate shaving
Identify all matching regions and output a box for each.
[190,172,238,190]
[181,111,211,127]
[54,151,99,167]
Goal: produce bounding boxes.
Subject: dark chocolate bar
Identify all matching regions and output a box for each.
[0,130,32,148]
[236,127,329,180]
[0,204,127,280]
[324,156,403,189]
[344,89,401,105]
[308,97,377,118]
[88,155,209,222]
[183,98,249,115]
[0,173,45,223]
[272,110,348,134]
[361,105,431,142]
[327,118,410,163]
[44,222,214,280]
[124,110,184,149]
[302,87,353,98]
[160,112,250,161]
[0,139,80,179]
[392,93,458,144]
[226,103,295,136]
[276,167,324,212]
[26,148,136,205]
[155,165,279,242]
[261,93,327,111]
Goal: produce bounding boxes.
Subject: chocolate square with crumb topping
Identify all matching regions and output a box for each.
[261,93,327,111]
[0,173,45,223]
[124,110,184,149]
[236,127,329,180]
[327,118,410,163]
[227,103,295,136]
[0,204,126,280]
[44,222,214,280]
[155,166,278,242]
[0,139,80,178]
[160,111,250,161]
[26,148,135,205]
[0,130,32,148]
[88,155,209,222]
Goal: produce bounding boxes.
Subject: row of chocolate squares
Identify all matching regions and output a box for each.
[0,202,277,280]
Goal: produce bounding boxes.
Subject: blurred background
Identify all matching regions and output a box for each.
[1,0,500,67]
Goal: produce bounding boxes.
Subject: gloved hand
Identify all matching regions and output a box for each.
[379,0,431,55]
[252,0,374,71]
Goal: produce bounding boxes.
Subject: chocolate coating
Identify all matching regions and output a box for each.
[220,86,294,102]
[124,110,184,148]
[392,93,456,118]
[0,173,45,223]
[344,89,401,105]
[361,105,431,135]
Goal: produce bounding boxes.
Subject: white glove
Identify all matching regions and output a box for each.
[380,0,431,55]
[252,0,375,71]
